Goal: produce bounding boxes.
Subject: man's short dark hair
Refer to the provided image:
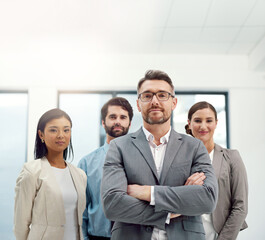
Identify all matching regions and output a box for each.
[137,70,175,93]
[101,97,133,122]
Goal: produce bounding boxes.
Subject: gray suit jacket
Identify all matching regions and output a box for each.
[212,144,248,240]
[101,128,218,240]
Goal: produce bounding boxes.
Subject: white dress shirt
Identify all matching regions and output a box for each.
[201,150,218,240]
[142,127,171,240]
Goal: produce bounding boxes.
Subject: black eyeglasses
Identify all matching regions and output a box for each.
[138,91,174,102]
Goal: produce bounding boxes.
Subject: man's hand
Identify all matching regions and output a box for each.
[168,172,206,220]
[170,213,181,219]
[127,173,205,216]
[185,172,206,186]
[127,184,151,202]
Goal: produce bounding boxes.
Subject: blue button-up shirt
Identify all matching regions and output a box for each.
[78,142,111,239]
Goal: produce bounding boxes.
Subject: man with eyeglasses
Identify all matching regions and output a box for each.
[101,70,218,240]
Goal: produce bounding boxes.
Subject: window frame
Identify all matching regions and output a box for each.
[58,90,229,148]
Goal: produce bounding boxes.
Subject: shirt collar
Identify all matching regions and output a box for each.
[209,149,214,162]
[103,141,109,153]
[142,126,171,145]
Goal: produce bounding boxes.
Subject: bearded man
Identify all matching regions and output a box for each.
[78,97,133,240]
[101,70,218,240]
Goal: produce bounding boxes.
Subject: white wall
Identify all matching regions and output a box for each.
[230,88,265,240]
[1,54,264,239]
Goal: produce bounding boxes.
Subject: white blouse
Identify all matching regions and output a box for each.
[52,166,79,240]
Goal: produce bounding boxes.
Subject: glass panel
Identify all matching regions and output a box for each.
[59,93,112,166]
[0,93,28,240]
[59,92,228,168]
[173,94,227,148]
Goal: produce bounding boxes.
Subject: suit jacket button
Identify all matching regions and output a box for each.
[146,226,152,232]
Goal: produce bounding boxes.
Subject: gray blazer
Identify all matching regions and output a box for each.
[101,128,218,240]
[212,144,248,240]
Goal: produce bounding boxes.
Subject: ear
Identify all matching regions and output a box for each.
[38,130,44,140]
[136,99,141,112]
[188,119,191,128]
[215,119,218,129]
[171,97,177,110]
[102,119,105,128]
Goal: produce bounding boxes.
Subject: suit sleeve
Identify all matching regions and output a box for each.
[154,140,218,215]
[217,150,248,240]
[14,165,37,240]
[101,141,168,230]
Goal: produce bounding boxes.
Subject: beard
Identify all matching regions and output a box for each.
[104,123,130,138]
[143,107,171,125]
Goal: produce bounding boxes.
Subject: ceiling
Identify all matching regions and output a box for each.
[1,0,265,70]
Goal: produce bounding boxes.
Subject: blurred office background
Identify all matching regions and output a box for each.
[1,1,265,239]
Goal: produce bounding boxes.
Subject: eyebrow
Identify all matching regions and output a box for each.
[108,114,128,118]
[193,117,214,119]
[48,126,71,128]
[141,90,167,93]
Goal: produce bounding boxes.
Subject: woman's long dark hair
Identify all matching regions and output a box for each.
[34,108,74,160]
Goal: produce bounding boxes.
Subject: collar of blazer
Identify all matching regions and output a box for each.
[40,157,84,226]
[65,163,85,226]
[130,128,183,185]
[212,144,224,180]
[40,157,85,226]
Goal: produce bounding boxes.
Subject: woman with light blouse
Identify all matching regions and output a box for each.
[185,101,248,240]
[14,108,87,240]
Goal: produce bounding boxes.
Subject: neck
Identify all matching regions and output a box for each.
[106,134,114,144]
[203,140,215,153]
[46,151,66,168]
[143,121,171,145]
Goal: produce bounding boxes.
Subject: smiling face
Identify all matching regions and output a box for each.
[38,117,71,155]
[188,108,217,145]
[137,80,177,125]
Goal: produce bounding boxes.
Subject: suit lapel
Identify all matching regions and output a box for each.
[212,144,224,180]
[160,130,183,185]
[131,128,159,182]
[67,163,83,226]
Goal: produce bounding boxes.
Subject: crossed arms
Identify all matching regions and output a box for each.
[127,172,206,219]
[127,172,206,201]
[101,139,218,230]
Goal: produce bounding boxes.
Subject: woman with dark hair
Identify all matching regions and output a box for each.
[14,108,87,240]
[185,101,248,240]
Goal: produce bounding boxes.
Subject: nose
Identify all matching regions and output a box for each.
[150,94,159,105]
[112,117,121,126]
[57,130,64,138]
[200,122,206,130]
[114,121,121,126]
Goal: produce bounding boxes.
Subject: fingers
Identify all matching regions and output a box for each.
[185,172,199,185]
[185,172,206,186]
[170,213,181,219]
